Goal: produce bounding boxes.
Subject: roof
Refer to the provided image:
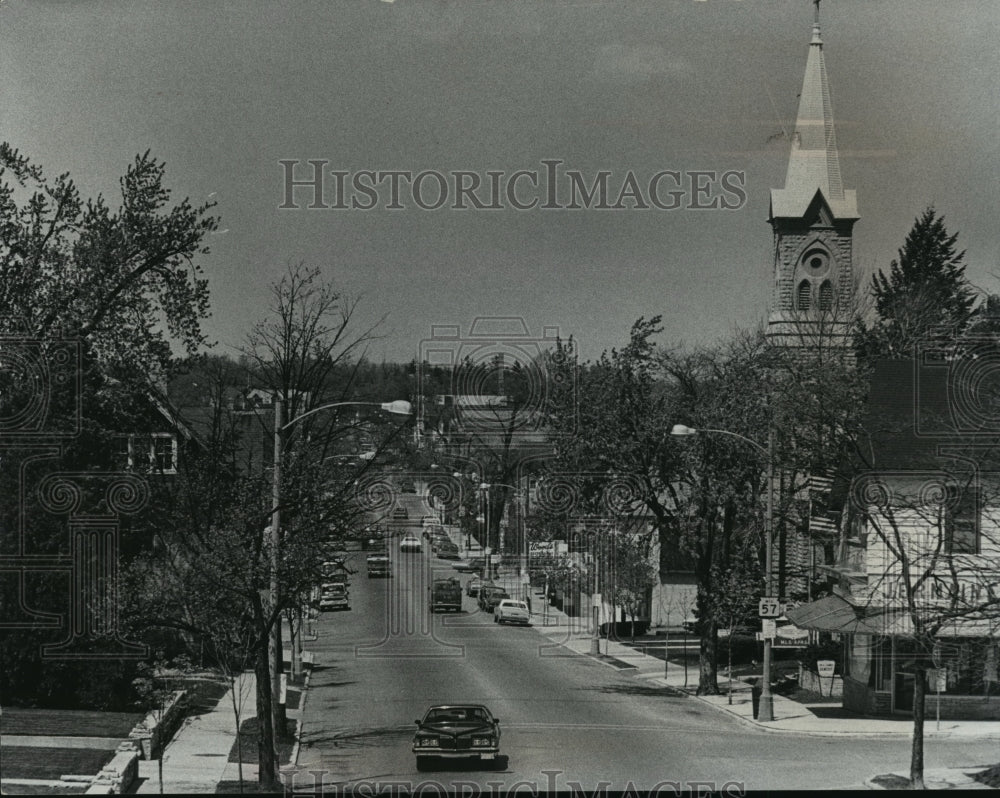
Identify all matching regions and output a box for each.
[787,594,997,637]
[769,15,858,221]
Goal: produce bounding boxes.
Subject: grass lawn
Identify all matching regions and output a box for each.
[0,745,114,780]
[1,708,143,738]
[228,718,298,765]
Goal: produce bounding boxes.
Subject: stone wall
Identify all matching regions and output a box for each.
[85,744,139,794]
[129,689,187,759]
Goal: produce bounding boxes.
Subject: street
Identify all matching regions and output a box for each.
[290,515,998,793]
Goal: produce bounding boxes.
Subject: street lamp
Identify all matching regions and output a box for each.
[271,397,411,731]
[671,422,776,722]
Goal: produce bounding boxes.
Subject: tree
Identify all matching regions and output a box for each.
[0,144,218,710]
[0,143,215,374]
[707,560,762,703]
[241,262,392,751]
[857,207,976,363]
[604,529,657,643]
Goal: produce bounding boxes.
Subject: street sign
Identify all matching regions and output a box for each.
[761,619,777,639]
[592,592,602,608]
[758,597,782,618]
[817,660,836,679]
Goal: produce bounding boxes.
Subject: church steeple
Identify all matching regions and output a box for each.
[766,0,858,354]
[770,0,857,222]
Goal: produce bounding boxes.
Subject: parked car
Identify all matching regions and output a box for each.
[494,599,530,626]
[392,506,408,520]
[319,583,350,611]
[466,575,484,597]
[367,553,390,578]
[412,704,501,771]
[435,540,461,560]
[478,586,510,613]
[421,515,440,528]
[400,535,422,553]
[454,557,486,574]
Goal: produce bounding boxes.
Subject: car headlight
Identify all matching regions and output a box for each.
[472,737,495,747]
[418,737,438,747]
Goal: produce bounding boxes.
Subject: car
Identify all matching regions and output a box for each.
[391,506,408,520]
[412,704,501,771]
[466,575,484,597]
[494,599,530,625]
[321,561,349,580]
[478,586,510,613]
[400,480,417,493]
[421,515,441,528]
[367,553,390,577]
[454,557,486,574]
[435,541,461,560]
[328,571,350,588]
[400,535,422,553]
[319,583,350,611]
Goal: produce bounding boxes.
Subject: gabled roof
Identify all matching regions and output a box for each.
[769,13,858,222]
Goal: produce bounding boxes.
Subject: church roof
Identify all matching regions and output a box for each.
[770,8,858,221]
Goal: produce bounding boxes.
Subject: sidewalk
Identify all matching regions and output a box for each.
[135,672,257,793]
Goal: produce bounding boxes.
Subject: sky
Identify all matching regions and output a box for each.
[3,0,998,366]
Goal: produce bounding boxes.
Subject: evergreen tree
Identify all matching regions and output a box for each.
[858,207,977,361]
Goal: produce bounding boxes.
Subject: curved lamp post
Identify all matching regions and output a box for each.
[270,398,411,731]
[671,422,776,722]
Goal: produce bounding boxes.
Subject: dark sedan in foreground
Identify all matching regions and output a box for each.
[412,704,501,771]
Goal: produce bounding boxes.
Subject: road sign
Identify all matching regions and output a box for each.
[761,619,776,639]
[758,597,782,618]
[817,660,836,679]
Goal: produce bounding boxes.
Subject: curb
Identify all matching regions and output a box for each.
[288,662,314,771]
[530,622,1000,741]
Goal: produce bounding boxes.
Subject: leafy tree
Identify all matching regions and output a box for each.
[857,207,976,362]
[0,144,218,709]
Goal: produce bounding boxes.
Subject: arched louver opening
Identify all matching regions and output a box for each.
[819,280,834,310]
[797,280,812,311]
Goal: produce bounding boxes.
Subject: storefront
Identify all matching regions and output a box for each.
[789,595,1000,718]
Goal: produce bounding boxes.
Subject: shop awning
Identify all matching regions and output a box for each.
[785,594,877,634]
[787,594,998,638]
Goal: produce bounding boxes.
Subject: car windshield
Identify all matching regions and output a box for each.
[425,707,490,723]
[503,601,527,609]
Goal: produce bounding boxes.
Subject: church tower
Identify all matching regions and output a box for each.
[767,1,858,353]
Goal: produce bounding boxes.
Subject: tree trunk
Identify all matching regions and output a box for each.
[910,663,926,789]
[255,638,278,788]
[695,588,719,695]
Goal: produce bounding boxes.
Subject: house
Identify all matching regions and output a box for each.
[789,358,1000,718]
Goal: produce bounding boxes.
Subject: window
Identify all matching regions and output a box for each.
[115,434,178,474]
[152,435,177,473]
[112,436,130,470]
[945,484,979,554]
[819,280,834,310]
[797,280,812,311]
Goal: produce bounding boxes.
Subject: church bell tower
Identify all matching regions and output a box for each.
[767,1,858,353]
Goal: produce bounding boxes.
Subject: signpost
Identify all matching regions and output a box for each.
[761,619,777,639]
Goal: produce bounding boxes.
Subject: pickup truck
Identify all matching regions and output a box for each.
[429,577,463,613]
[367,553,390,578]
